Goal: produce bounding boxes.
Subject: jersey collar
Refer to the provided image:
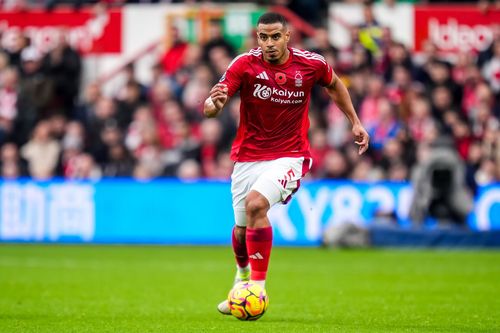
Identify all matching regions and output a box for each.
[261,47,293,69]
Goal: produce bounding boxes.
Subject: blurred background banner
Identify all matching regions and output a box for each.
[0,8,123,54]
[1,180,498,245]
[414,5,500,53]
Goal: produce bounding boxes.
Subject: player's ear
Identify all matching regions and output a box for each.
[285,30,290,42]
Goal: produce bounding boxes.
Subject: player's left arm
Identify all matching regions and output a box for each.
[325,73,370,155]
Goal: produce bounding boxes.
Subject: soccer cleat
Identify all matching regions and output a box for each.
[217,299,231,315]
[217,267,251,315]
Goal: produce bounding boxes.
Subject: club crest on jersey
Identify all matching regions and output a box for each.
[275,72,286,85]
[295,71,303,87]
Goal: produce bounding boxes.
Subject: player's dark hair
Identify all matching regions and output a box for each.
[257,12,287,27]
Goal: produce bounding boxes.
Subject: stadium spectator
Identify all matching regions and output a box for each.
[132,162,154,180]
[357,1,384,63]
[387,160,408,181]
[407,96,435,143]
[115,80,146,128]
[57,120,86,177]
[214,151,234,180]
[450,118,473,160]
[367,98,401,152]
[481,39,500,95]
[161,119,199,177]
[68,153,102,180]
[309,128,329,177]
[426,59,462,108]
[379,138,406,176]
[16,46,54,145]
[359,74,386,129]
[382,42,414,84]
[160,26,189,76]
[311,27,339,72]
[126,106,164,178]
[176,158,202,180]
[20,120,61,179]
[42,29,82,117]
[351,156,382,181]
[196,118,223,178]
[102,143,135,177]
[156,98,193,152]
[85,96,120,158]
[116,63,148,101]
[201,19,236,63]
[73,82,102,124]
[181,64,213,122]
[465,140,484,194]
[477,23,500,69]
[319,148,350,179]
[0,67,19,144]
[0,142,28,179]
[4,30,30,71]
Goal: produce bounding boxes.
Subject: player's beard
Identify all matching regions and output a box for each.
[265,50,280,64]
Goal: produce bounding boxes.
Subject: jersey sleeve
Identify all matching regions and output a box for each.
[315,56,335,87]
[218,54,247,97]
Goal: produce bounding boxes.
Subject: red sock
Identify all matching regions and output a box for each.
[232,227,248,268]
[246,226,273,281]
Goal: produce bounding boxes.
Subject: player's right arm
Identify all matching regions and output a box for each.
[204,83,229,118]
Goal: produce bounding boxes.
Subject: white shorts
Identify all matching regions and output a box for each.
[231,157,312,227]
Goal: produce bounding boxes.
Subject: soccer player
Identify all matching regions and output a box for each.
[203,12,370,314]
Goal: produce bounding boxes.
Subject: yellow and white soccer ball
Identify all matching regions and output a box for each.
[228,281,269,321]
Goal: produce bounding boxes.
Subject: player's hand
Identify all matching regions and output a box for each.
[352,123,370,155]
[209,83,228,110]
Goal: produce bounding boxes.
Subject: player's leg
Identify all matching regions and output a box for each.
[245,157,312,288]
[245,190,273,288]
[232,224,250,282]
[217,162,256,315]
[218,157,310,314]
[218,186,271,315]
[230,164,255,283]
[217,224,250,315]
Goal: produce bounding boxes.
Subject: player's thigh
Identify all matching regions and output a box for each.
[231,161,267,226]
[251,157,311,207]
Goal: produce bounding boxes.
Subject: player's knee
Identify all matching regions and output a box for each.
[245,192,269,219]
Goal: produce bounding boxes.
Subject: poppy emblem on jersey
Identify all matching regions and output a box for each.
[275,72,286,85]
[295,71,303,87]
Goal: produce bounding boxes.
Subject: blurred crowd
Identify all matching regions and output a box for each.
[0,1,498,194]
[2,0,498,11]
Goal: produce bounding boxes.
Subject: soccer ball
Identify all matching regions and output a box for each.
[228,282,269,321]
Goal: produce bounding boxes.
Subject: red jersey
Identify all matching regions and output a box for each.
[220,47,334,162]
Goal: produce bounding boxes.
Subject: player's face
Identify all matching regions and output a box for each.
[256,23,290,65]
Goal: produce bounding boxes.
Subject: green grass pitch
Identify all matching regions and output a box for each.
[0,245,499,333]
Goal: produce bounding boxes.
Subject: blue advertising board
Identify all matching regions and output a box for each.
[0,179,499,245]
